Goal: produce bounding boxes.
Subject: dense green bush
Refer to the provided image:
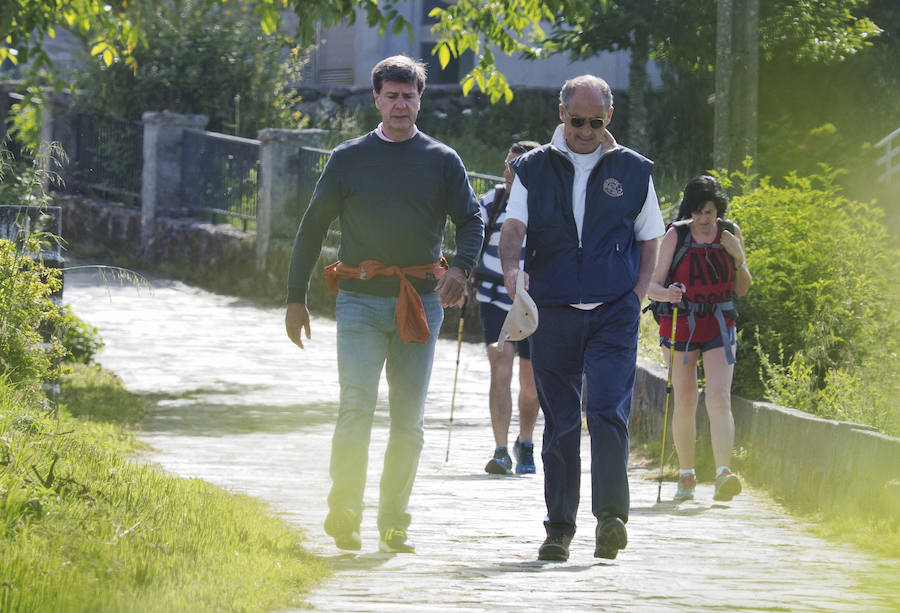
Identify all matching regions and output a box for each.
[418,87,559,164]
[0,145,105,394]
[57,306,103,364]
[71,0,306,137]
[721,166,900,435]
[0,237,65,391]
[757,4,900,234]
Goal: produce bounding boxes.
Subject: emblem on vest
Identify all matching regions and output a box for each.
[603,178,624,197]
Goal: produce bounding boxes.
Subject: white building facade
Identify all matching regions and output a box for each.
[299,1,656,91]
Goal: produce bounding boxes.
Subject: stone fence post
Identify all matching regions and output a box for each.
[1,84,78,189]
[256,128,328,273]
[140,111,208,254]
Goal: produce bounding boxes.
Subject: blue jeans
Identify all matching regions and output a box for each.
[530,291,640,537]
[330,289,443,533]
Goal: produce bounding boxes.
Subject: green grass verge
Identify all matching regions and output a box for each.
[0,371,330,612]
[800,510,900,559]
[60,363,148,426]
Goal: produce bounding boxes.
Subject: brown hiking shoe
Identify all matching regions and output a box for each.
[538,533,573,561]
[594,516,627,560]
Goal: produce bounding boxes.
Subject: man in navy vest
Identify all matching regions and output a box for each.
[498,75,664,562]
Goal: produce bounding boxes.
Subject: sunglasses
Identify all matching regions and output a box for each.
[567,116,605,129]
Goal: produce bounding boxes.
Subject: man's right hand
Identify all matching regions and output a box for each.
[503,268,518,298]
[503,268,529,299]
[285,302,311,349]
[498,218,528,298]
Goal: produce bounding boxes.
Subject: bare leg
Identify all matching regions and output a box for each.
[701,342,736,469]
[486,342,515,447]
[517,357,540,440]
[671,349,701,470]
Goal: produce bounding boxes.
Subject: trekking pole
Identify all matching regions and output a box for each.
[656,306,678,503]
[445,298,466,462]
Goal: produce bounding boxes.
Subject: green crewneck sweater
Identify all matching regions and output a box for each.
[287,130,483,303]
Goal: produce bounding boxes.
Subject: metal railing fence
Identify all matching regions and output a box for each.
[294,146,337,246]
[467,171,503,198]
[181,129,261,230]
[4,86,505,240]
[69,111,143,205]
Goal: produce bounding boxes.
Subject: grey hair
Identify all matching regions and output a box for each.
[559,75,613,112]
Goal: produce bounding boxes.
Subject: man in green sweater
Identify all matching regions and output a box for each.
[284,55,483,554]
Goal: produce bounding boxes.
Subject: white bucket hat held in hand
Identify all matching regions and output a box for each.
[496,269,539,350]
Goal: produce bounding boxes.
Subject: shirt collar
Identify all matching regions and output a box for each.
[376,122,419,142]
[550,123,618,162]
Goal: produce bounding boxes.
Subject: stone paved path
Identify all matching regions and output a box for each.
[65,268,900,612]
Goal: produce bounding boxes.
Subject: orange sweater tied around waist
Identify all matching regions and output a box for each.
[324,258,449,344]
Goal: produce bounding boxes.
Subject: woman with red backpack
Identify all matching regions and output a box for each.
[647,175,753,503]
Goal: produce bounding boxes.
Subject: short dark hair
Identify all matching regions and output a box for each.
[371,55,428,94]
[676,174,729,220]
[509,140,540,156]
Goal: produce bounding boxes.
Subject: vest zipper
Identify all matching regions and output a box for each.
[577,246,584,302]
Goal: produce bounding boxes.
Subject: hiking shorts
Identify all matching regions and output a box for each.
[478,300,531,360]
[660,324,736,354]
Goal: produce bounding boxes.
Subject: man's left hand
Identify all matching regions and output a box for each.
[436,266,468,307]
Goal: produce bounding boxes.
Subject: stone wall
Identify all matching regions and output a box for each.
[632,358,900,522]
[57,195,262,298]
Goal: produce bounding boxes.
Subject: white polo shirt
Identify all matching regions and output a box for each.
[506,124,664,243]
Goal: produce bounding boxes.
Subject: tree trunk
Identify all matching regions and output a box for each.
[714,0,759,172]
[628,24,650,153]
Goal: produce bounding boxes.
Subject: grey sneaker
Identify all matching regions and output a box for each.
[484,447,513,474]
[324,508,361,551]
[513,437,536,474]
[378,528,415,553]
[674,473,697,502]
[713,469,742,501]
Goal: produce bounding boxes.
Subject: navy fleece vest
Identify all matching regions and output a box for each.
[514,145,653,306]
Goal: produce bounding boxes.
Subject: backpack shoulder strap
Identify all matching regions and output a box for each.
[666,221,692,283]
[478,185,509,266]
[485,185,508,233]
[718,218,736,235]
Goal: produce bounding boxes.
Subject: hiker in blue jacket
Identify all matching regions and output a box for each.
[499,75,665,562]
[474,140,542,475]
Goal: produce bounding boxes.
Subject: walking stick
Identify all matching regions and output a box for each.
[656,306,678,503]
[445,298,466,462]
